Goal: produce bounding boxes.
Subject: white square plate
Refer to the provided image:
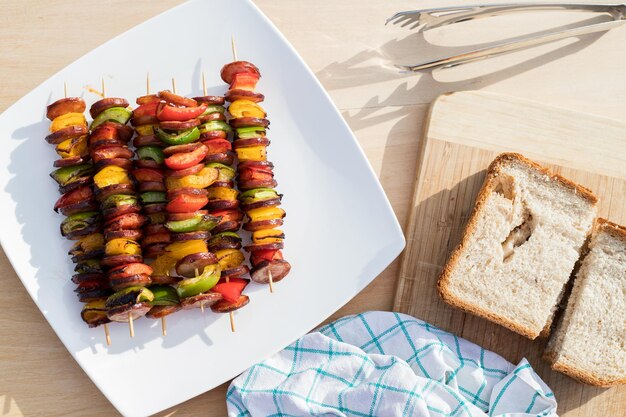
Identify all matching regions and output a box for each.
[0,1,405,415]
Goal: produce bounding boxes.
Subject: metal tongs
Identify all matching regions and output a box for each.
[387,3,626,71]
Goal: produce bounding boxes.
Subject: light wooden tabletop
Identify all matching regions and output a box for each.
[1,1,625,416]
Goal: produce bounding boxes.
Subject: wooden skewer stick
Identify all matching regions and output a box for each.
[128,312,135,338]
[101,77,106,98]
[104,323,111,346]
[146,71,167,336]
[194,268,205,313]
[171,78,177,94]
[68,80,111,344]
[268,269,274,293]
[231,35,238,61]
[203,71,237,331]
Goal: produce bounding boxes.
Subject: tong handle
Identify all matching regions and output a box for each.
[415,3,626,30]
[400,19,626,71]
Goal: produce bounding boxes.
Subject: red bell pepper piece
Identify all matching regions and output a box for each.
[230,73,259,91]
[166,194,208,213]
[157,103,207,122]
[251,249,283,267]
[213,278,248,303]
[202,138,232,154]
[133,101,159,118]
[212,209,244,223]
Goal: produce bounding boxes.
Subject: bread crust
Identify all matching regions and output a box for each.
[437,152,598,340]
[596,217,626,242]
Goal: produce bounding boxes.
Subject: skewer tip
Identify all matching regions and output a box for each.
[161,316,167,337]
[171,77,177,94]
[104,323,111,346]
[229,311,236,332]
[128,312,135,338]
[231,35,238,61]
[268,270,274,293]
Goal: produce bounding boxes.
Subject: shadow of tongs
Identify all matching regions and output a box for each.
[387,2,626,71]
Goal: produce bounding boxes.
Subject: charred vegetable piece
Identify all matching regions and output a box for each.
[176,264,221,298]
[105,286,154,308]
[105,238,142,256]
[214,248,245,271]
[75,259,104,274]
[50,164,94,186]
[91,107,132,129]
[50,112,87,132]
[175,252,218,278]
[205,163,236,182]
[247,206,286,223]
[68,233,105,259]
[80,299,110,327]
[60,211,100,238]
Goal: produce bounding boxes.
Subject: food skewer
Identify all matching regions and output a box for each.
[223,38,292,290]
[46,83,113,345]
[201,72,238,332]
[133,73,183,335]
[91,78,156,338]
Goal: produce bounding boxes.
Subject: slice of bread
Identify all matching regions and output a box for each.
[438,153,597,339]
[544,219,626,386]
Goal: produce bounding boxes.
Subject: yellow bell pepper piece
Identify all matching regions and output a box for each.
[228,100,266,119]
[247,206,286,223]
[165,166,218,190]
[206,187,238,201]
[150,254,178,276]
[235,146,266,162]
[50,112,87,132]
[214,249,245,270]
[252,229,284,244]
[70,233,104,255]
[135,124,157,136]
[94,165,131,189]
[165,240,208,261]
[56,134,89,158]
[105,238,141,256]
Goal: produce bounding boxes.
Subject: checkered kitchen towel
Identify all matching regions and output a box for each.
[227,311,557,417]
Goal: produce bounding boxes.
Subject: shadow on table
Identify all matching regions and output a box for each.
[313,15,613,414]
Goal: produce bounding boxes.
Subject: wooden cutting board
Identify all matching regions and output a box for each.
[393,91,625,416]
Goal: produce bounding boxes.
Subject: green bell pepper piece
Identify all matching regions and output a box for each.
[165,214,220,233]
[176,265,220,298]
[91,107,132,129]
[149,285,180,306]
[74,259,103,274]
[155,126,201,145]
[102,194,138,210]
[105,286,154,308]
[60,211,100,237]
[238,188,280,204]
[236,126,265,139]
[137,146,165,164]
[50,164,94,186]
[199,120,232,133]
[140,191,167,204]
[201,105,226,115]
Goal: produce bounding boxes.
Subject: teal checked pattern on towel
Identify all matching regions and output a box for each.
[226,311,557,417]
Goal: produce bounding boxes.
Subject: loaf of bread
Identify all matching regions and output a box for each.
[438,153,597,339]
[543,219,626,386]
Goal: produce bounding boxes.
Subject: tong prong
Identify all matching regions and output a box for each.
[387,3,626,31]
